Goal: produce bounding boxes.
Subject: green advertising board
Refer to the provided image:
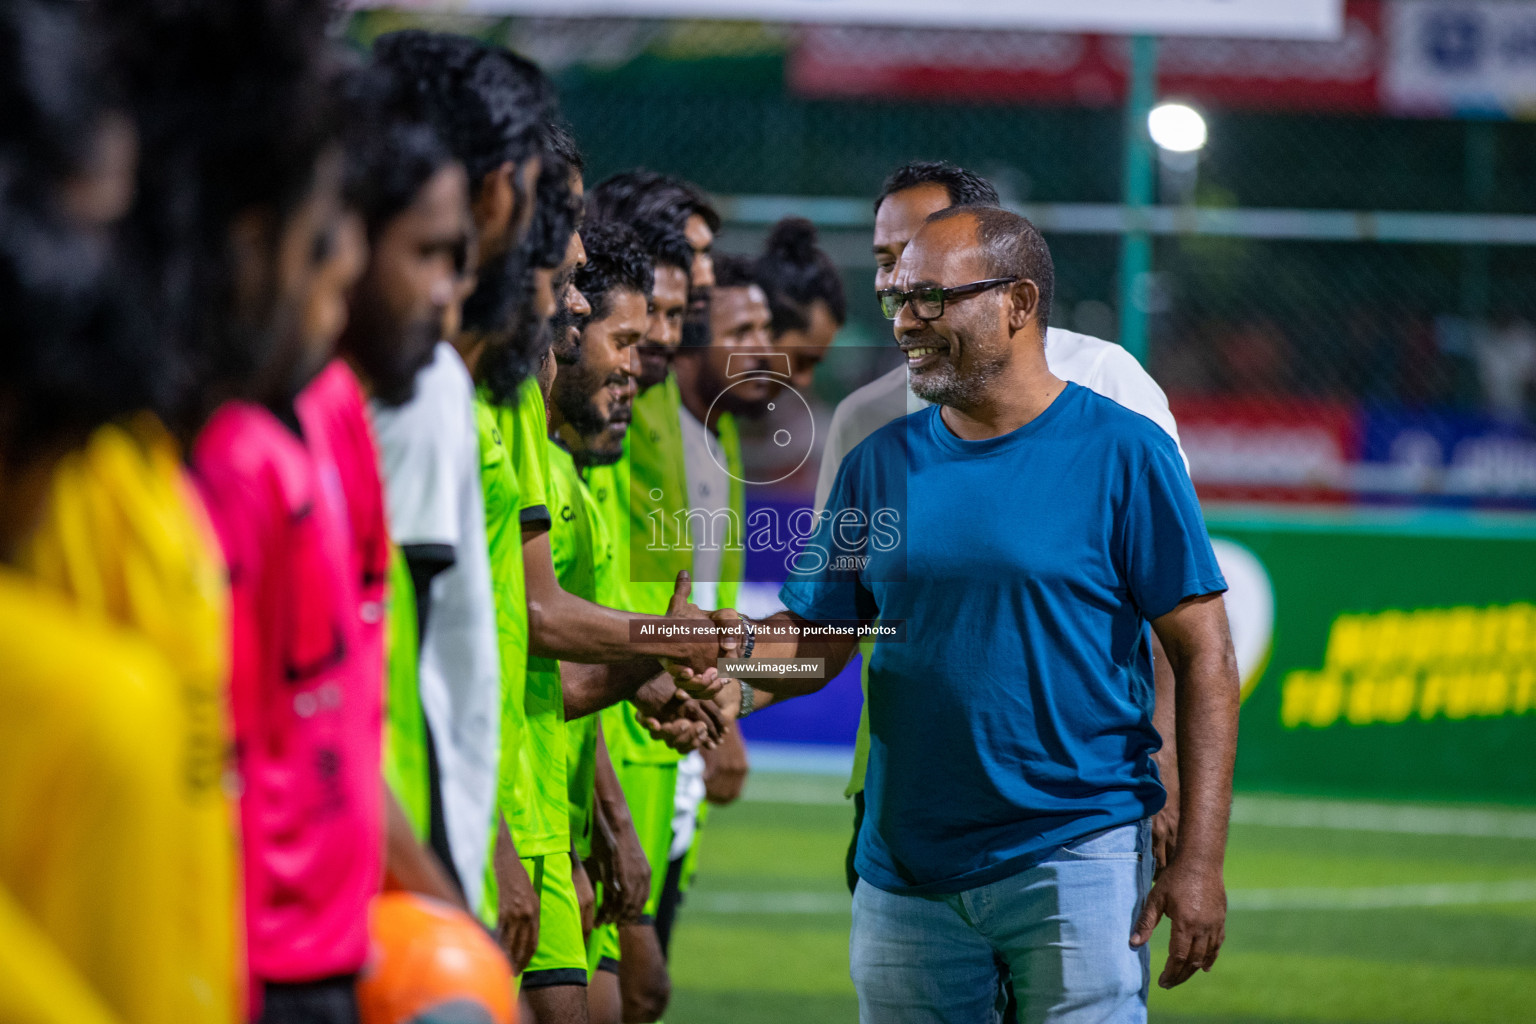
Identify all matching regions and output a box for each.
[1207,503,1536,805]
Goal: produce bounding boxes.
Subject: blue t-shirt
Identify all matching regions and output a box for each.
[780,383,1226,895]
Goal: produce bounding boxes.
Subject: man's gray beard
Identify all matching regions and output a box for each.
[909,357,1003,412]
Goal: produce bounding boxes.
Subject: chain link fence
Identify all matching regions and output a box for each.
[348,7,1536,508]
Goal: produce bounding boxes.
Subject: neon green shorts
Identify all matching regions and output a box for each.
[522,854,588,988]
[679,798,710,896]
[587,917,621,977]
[613,760,678,917]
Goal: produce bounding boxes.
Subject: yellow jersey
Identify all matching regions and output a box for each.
[0,569,191,1022]
[0,883,123,1024]
[19,415,239,1022]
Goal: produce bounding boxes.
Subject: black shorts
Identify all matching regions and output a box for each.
[258,975,359,1024]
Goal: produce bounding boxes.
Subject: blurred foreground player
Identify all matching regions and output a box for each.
[4,1,238,1020]
[0,195,204,1024]
[317,57,484,911]
[695,208,1239,1023]
[131,1,387,1016]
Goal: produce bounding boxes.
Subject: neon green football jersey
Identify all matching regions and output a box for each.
[382,546,429,841]
[546,439,605,859]
[587,443,683,769]
[477,382,568,869]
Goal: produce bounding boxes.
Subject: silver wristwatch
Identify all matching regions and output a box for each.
[740,616,756,659]
[738,680,756,719]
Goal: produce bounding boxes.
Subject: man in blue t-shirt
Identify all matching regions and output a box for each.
[678,206,1239,1024]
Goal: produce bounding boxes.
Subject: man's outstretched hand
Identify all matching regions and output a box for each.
[633,674,723,753]
[660,571,730,692]
[1130,855,1226,988]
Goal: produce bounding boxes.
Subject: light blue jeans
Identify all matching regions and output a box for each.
[850,819,1154,1024]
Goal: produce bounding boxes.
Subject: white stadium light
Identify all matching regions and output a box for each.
[1148,102,1208,153]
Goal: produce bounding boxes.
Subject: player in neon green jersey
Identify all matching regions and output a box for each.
[584,173,760,970]
[479,139,732,1024]
[549,222,659,1022]
[550,221,737,1023]
[476,384,584,994]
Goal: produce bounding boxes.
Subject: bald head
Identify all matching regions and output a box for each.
[923,206,1055,329]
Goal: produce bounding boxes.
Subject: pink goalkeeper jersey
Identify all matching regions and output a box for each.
[298,361,390,706]
[191,394,383,997]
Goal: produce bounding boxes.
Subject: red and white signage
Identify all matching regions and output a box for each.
[790,0,1383,111]
[1171,397,1361,503]
[364,0,1343,38]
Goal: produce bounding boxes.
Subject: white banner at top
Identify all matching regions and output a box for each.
[370,0,1344,40]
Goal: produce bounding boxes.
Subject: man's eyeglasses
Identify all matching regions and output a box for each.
[877,278,1018,321]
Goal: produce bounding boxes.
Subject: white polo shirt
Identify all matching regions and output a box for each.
[370,341,500,911]
[814,327,1186,512]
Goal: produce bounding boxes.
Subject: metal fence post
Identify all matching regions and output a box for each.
[1117,34,1158,365]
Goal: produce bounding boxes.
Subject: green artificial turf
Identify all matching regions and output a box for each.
[664,773,1536,1024]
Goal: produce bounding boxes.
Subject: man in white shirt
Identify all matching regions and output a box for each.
[373,341,502,911]
[658,254,779,946]
[815,162,1189,913]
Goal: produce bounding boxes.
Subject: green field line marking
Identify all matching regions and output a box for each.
[1232,797,1536,838]
[741,777,848,805]
[742,784,1536,839]
[690,879,1536,916]
[690,891,851,915]
[1230,879,1536,910]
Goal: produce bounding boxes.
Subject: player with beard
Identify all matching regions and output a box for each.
[583,173,720,621]
[586,175,761,953]
[302,58,479,910]
[366,32,554,945]
[552,209,711,1021]
[1,3,238,1020]
[488,131,730,1024]
[649,254,780,953]
[545,221,652,1024]
[549,221,718,1024]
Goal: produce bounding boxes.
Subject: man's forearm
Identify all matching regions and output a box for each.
[593,727,633,832]
[383,787,468,911]
[563,659,664,718]
[1172,650,1238,867]
[1155,598,1240,868]
[733,611,862,698]
[523,529,719,664]
[1151,632,1179,780]
[529,586,702,663]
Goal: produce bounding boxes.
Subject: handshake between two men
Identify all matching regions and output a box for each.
[649,572,859,744]
[624,570,750,756]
